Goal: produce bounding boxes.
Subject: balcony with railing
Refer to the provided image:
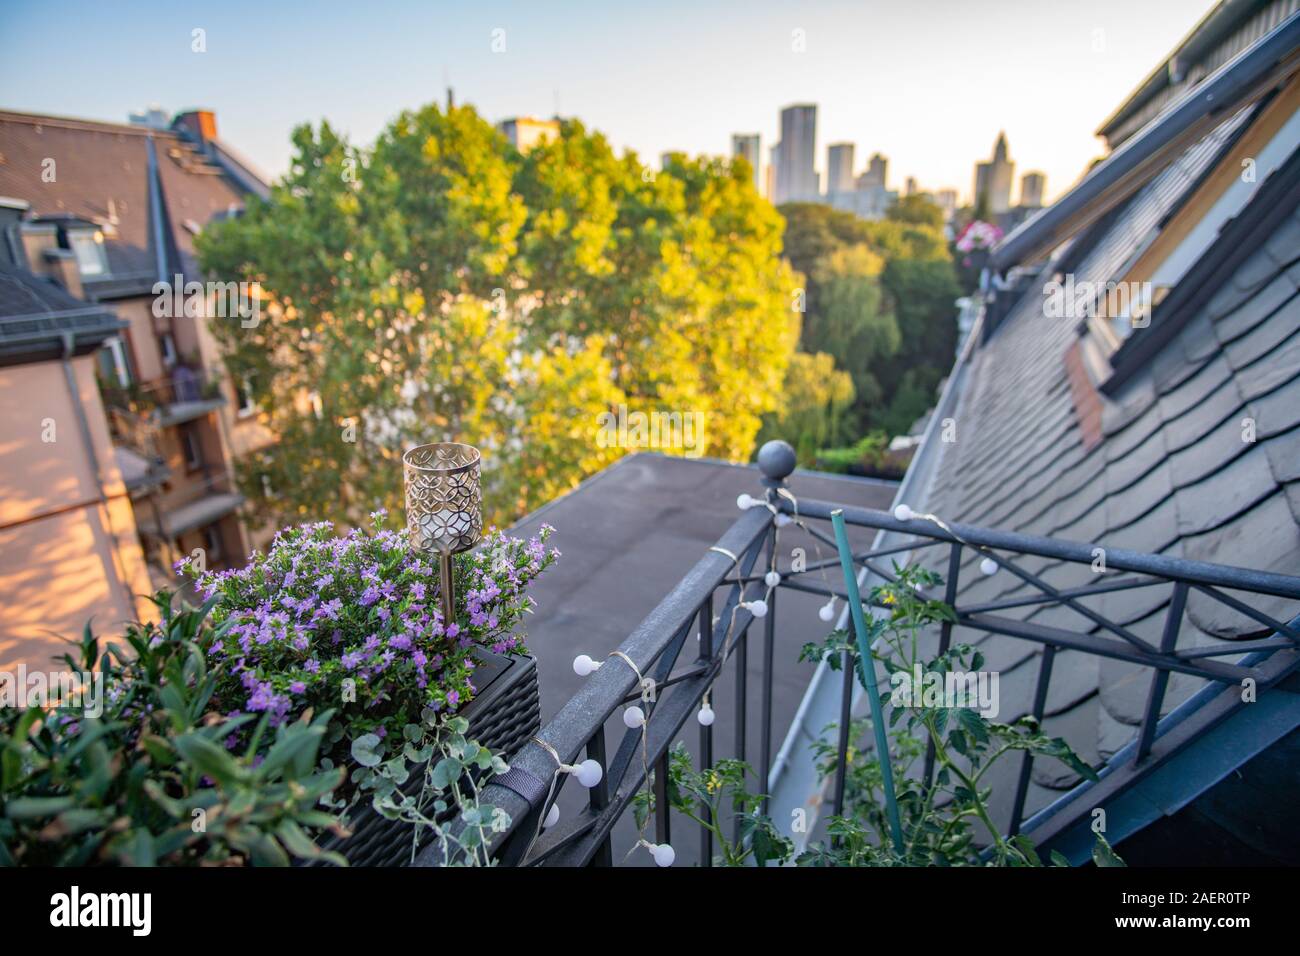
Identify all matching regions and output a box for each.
[101,364,227,431]
[416,442,1300,867]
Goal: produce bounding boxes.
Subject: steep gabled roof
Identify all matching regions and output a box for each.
[0,110,262,297]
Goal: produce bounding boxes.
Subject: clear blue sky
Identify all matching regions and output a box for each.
[1,0,1215,202]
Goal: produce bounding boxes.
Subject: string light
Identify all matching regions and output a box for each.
[697,701,716,726]
[980,557,999,576]
[894,504,914,522]
[542,803,560,829]
[635,839,676,867]
[765,570,781,587]
[623,705,646,729]
[572,654,601,676]
[818,597,836,622]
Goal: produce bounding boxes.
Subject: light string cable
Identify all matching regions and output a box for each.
[524,734,604,860]
[606,649,676,866]
[772,486,840,620]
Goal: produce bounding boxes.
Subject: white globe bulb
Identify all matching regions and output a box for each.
[697,705,715,727]
[746,599,768,619]
[765,570,781,588]
[574,758,603,788]
[736,493,755,510]
[819,600,835,622]
[893,504,914,522]
[543,803,560,829]
[774,513,793,528]
[573,654,598,677]
[980,557,998,576]
[623,705,646,729]
[652,842,676,867]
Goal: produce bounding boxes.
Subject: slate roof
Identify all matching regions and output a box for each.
[0,262,125,364]
[909,103,1300,829]
[0,110,255,293]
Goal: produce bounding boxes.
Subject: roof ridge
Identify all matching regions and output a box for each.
[0,108,182,139]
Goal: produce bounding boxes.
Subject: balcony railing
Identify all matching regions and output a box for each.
[101,366,226,424]
[418,447,1300,867]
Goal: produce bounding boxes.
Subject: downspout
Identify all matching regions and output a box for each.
[61,331,141,621]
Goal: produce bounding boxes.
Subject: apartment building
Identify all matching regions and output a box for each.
[0,245,155,670]
[0,108,275,641]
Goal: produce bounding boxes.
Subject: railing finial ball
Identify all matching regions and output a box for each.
[757,439,797,482]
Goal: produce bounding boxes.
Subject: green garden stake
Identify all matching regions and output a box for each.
[831,509,905,855]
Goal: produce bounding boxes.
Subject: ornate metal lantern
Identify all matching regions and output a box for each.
[403,442,483,628]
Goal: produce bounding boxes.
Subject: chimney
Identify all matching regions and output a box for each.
[174,109,218,143]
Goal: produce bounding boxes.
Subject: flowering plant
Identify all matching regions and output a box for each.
[955,219,1003,253]
[179,511,557,775]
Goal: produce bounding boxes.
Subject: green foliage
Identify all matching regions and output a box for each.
[0,596,346,866]
[811,431,907,480]
[754,351,855,464]
[370,715,512,866]
[634,743,792,867]
[797,564,1117,868]
[773,200,960,452]
[198,106,797,529]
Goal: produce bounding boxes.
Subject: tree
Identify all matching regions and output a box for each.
[779,199,960,442]
[198,104,796,529]
[756,351,855,464]
[806,244,899,421]
[887,194,945,231]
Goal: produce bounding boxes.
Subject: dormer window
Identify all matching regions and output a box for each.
[67,228,108,277]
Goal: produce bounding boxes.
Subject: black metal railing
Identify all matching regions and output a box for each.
[429,445,1300,866]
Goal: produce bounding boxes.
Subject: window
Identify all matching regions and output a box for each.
[97,336,132,387]
[202,525,223,562]
[181,427,203,471]
[1082,79,1300,384]
[159,332,178,368]
[67,229,108,276]
[235,375,256,418]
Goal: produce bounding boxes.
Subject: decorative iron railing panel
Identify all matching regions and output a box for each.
[417,451,1300,866]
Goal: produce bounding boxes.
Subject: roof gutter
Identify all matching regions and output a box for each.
[992,10,1300,273]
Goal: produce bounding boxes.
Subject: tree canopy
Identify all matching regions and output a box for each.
[197,104,799,528]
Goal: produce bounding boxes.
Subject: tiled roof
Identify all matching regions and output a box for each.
[913,112,1300,827]
[0,110,254,291]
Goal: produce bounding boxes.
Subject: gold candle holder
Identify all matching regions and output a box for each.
[403,442,483,629]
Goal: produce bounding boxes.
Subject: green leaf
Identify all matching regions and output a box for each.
[349,733,383,768]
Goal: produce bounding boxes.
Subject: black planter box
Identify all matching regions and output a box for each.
[307,649,540,866]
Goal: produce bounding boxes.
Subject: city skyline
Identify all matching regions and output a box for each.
[0,0,1217,205]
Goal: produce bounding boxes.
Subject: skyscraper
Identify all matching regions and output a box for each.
[858,152,888,190]
[826,142,855,196]
[732,133,761,190]
[1019,171,1046,208]
[776,104,817,203]
[973,131,1015,214]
